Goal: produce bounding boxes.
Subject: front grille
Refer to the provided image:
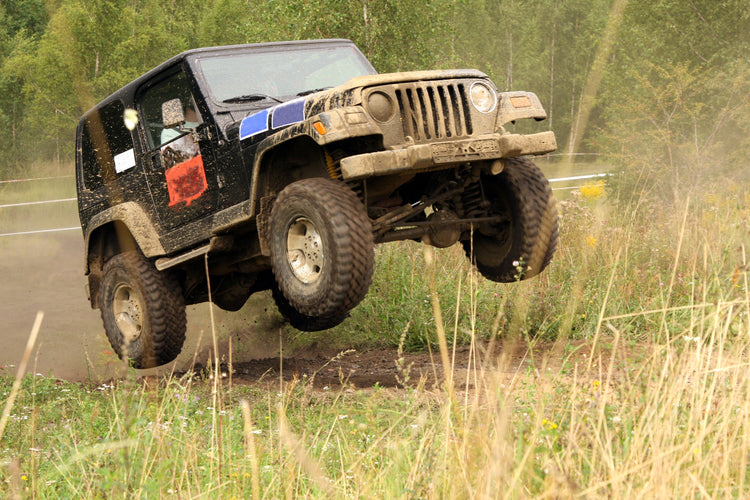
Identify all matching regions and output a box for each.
[395,82,473,142]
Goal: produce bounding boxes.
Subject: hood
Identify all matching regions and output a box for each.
[336,69,489,92]
[235,69,492,142]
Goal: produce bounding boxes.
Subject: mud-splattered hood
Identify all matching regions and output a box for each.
[235,69,491,142]
[307,69,490,111]
[326,69,489,98]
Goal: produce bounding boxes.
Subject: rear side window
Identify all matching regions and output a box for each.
[80,100,135,190]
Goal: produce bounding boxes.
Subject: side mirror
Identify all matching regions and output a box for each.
[162,98,185,129]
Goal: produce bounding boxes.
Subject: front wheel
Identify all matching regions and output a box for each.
[98,251,186,368]
[271,285,349,332]
[462,157,558,282]
[269,178,374,318]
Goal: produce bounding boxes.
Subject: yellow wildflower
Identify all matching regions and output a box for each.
[580,180,605,201]
[541,418,558,430]
[586,235,598,248]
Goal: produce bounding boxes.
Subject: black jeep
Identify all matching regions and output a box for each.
[75,39,558,368]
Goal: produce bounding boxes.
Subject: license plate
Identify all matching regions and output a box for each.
[431,139,500,163]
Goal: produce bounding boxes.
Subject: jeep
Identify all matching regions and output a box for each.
[75,39,558,369]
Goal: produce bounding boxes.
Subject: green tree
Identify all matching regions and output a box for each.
[195,0,252,47]
[5,0,200,165]
[239,0,455,72]
[453,0,613,155]
[597,0,750,202]
[0,0,49,173]
[2,0,48,36]
[2,0,748,180]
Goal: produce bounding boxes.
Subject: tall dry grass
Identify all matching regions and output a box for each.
[1,173,748,498]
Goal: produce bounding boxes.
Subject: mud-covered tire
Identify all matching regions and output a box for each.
[463,157,558,282]
[98,251,186,368]
[269,178,374,318]
[271,286,349,332]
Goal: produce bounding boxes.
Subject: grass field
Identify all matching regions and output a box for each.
[1,165,748,498]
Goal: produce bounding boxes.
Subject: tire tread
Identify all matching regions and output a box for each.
[99,251,186,368]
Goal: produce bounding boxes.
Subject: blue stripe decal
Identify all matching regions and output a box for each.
[271,98,306,129]
[239,109,269,140]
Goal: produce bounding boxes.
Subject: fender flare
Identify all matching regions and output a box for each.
[246,108,380,216]
[83,202,165,271]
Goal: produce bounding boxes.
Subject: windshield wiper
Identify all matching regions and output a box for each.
[223,93,283,104]
[296,87,332,97]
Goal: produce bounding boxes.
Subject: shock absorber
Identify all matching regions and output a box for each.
[324,149,342,179]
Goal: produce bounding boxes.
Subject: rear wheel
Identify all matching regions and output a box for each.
[99,251,186,368]
[269,178,374,318]
[463,157,558,282]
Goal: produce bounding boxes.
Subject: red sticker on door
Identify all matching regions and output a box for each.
[161,134,207,207]
[165,154,207,206]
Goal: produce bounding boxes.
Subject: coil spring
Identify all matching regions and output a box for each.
[324,149,342,179]
[325,148,365,203]
[461,179,485,218]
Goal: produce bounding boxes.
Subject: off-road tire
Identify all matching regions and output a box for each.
[269,178,374,318]
[99,251,186,368]
[272,285,349,331]
[463,157,558,282]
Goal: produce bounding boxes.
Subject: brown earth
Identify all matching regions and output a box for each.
[184,340,565,390]
[1,229,591,388]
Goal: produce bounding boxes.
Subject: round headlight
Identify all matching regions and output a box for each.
[470,82,497,113]
[366,91,395,122]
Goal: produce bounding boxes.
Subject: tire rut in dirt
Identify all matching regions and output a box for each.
[99,251,186,369]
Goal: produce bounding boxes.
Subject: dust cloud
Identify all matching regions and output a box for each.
[0,230,288,382]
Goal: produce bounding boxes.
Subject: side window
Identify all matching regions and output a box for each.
[137,70,203,150]
[81,100,135,190]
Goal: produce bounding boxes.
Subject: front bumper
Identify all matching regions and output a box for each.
[340,131,556,180]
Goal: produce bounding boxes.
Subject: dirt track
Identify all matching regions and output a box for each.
[187,341,549,390]
[0,229,552,387]
[0,167,597,386]
[0,175,576,386]
[0,230,293,382]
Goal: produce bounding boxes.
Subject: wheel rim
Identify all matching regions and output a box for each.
[286,216,324,284]
[112,283,143,342]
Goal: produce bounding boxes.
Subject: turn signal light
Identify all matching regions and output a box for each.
[313,121,327,135]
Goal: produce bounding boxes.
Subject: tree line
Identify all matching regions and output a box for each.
[1,0,748,197]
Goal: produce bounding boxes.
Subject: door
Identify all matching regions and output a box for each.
[136,67,218,231]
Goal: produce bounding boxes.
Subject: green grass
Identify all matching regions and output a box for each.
[1,169,748,497]
[1,300,747,497]
[306,173,749,354]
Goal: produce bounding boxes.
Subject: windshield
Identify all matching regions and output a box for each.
[197,45,376,103]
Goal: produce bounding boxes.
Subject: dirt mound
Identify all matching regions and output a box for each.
[181,340,558,390]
